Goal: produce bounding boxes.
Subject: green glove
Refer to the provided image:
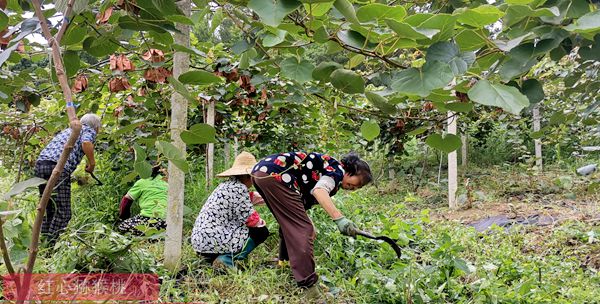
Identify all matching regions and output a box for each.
[334,216,358,237]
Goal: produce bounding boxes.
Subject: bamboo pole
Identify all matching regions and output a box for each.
[533,104,543,171]
[206,99,215,189]
[164,0,191,272]
[19,1,80,301]
[448,112,458,209]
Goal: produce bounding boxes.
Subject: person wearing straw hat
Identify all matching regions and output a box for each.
[191,151,269,268]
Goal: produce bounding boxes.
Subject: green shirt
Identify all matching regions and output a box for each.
[127,175,168,219]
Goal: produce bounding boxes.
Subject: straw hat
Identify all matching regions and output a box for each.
[216,151,257,177]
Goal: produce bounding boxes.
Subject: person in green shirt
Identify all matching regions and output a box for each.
[118,165,168,235]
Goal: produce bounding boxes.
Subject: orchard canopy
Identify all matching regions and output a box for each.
[1,0,600,170]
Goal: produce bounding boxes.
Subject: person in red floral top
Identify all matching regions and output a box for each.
[251,152,372,299]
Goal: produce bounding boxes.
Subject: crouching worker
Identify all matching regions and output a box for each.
[118,165,167,236]
[191,152,269,268]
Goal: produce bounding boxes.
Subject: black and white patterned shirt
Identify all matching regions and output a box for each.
[191,178,253,254]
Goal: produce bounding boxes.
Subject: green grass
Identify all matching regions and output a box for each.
[1,163,600,303]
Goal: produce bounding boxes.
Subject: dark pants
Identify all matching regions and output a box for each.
[199,226,269,262]
[34,160,72,242]
[252,172,318,288]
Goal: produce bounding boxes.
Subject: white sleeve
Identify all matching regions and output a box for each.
[310,175,336,195]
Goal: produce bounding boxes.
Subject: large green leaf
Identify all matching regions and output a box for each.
[280,57,314,83]
[83,36,119,57]
[3,177,47,200]
[541,0,590,24]
[155,141,189,173]
[133,144,152,179]
[312,61,342,82]
[262,29,287,47]
[333,0,359,24]
[63,51,80,78]
[167,76,196,104]
[180,123,216,145]
[455,5,504,27]
[61,26,87,46]
[152,0,183,15]
[179,71,223,85]
[330,69,365,94]
[426,41,475,76]
[360,120,380,141]
[0,11,7,32]
[356,4,406,23]
[499,43,537,81]
[467,80,529,115]
[493,33,533,52]
[565,10,600,36]
[521,79,544,104]
[211,8,224,34]
[117,15,174,33]
[365,92,397,114]
[391,61,454,97]
[248,0,302,27]
[504,5,560,26]
[445,102,473,113]
[579,35,600,61]
[385,19,439,40]
[425,133,461,153]
[304,2,334,17]
[404,13,457,42]
[455,29,488,51]
[165,15,195,26]
[337,30,377,50]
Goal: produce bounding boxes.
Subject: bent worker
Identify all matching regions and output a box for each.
[118,164,167,235]
[35,113,101,243]
[191,152,269,268]
[251,152,372,300]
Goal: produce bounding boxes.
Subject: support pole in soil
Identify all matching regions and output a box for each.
[19,1,81,302]
[164,0,191,272]
[533,104,543,171]
[461,134,467,167]
[448,111,458,209]
[388,155,395,179]
[224,141,231,166]
[206,99,215,189]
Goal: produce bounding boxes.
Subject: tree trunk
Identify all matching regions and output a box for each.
[206,99,215,189]
[461,134,467,167]
[224,141,231,166]
[164,0,191,272]
[448,112,458,209]
[533,104,543,171]
[388,155,395,179]
[233,136,239,156]
[20,1,80,302]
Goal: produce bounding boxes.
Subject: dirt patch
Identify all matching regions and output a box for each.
[431,196,599,227]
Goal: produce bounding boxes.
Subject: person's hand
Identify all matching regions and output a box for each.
[334,216,358,237]
[85,162,95,173]
[250,191,265,205]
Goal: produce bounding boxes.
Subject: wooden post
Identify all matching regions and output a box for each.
[388,155,395,179]
[206,99,215,189]
[224,141,231,166]
[448,111,458,209]
[164,0,191,272]
[233,136,239,157]
[21,1,81,302]
[533,104,543,171]
[461,134,467,167]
